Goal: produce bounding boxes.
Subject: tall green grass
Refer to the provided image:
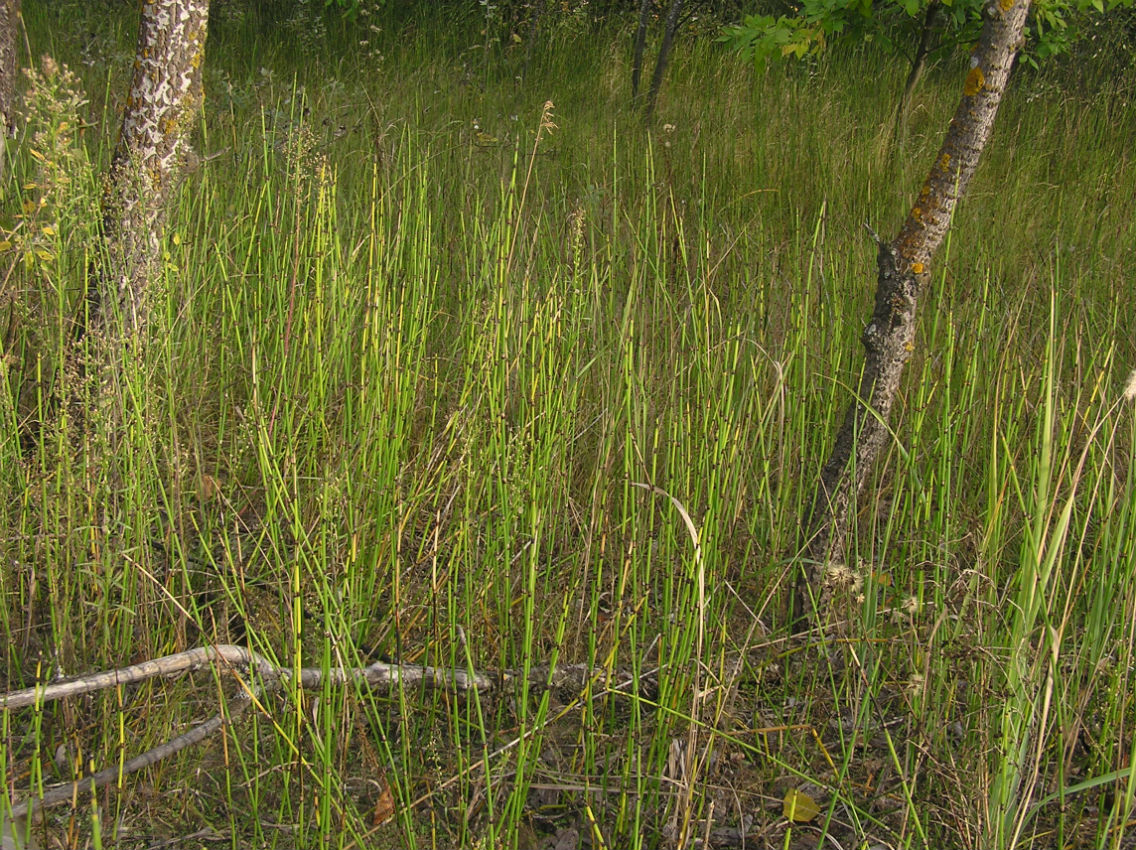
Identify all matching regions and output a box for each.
[2,3,1134,848]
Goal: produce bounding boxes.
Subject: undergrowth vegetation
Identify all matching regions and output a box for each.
[1,2,1134,848]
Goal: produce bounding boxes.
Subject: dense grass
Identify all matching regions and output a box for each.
[2,3,1135,848]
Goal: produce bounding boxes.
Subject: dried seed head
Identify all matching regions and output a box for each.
[1123,368,1136,402]
[824,561,862,594]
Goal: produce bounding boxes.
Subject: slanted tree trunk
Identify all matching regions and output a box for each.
[631,0,652,103]
[644,0,683,121]
[795,0,1031,625]
[90,0,210,343]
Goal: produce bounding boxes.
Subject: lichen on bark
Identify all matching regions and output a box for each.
[795,0,1032,626]
[94,0,209,340]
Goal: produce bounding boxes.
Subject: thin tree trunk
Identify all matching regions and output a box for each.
[0,0,17,129]
[644,0,683,121]
[893,0,941,148]
[631,0,652,103]
[520,0,546,82]
[0,0,20,184]
[90,0,210,342]
[795,0,1031,625]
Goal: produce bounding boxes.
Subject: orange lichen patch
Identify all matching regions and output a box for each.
[912,206,924,225]
[939,153,951,172]
[911,262,925,274]
[999,0,1014,10]
[964,67,985,97]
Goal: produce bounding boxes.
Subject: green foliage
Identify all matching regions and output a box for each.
[321,0,383,20]
[721,0,1135,69]
[719,0,972,66]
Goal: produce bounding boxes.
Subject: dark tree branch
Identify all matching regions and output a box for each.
[631,0,652,102]
[645,0,684,121]
[893,0,942,145]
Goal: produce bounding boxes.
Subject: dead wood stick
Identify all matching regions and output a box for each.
[8,695,254,820]
[2,645,656,821]
[0,644,501,711]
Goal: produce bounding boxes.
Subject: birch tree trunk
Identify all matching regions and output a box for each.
[795,0,1031,624]
[91,0,209,342]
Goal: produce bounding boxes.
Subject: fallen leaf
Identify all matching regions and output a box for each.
[783,788,820,823]
[372,782,395,826]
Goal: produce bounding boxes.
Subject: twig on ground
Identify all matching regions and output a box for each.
[1,644,658,820]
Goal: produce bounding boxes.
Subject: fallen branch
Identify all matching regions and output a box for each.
[0,644,500,711]
[1,644,656,822]
[7,694,254,820]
